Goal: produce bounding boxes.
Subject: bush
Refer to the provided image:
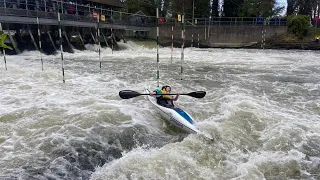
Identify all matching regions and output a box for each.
[287,14,310,37]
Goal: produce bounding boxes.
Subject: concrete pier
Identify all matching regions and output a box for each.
[0,23,125,55]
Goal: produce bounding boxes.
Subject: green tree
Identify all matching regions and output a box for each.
[211,0,220,17]
[239,0,283,17]
[194,0,211,18]
[160,0,172,17]
[223,0,244,17]
[164,0,211,20]
[171,0,193,19]
[287,0,319,18]
[223,0,283,17]
[311,0,320,17]
[287,0,297,15]
[287,14,310,37]
[297,0,312,16]
[124,0,156,16]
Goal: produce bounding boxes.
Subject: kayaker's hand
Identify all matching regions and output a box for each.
[173,93,179,101]
[150,92,156,96]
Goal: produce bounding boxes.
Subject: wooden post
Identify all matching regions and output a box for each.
[63,31,74,53]
[47,31,57,51]
[7,28,20,54]
[101,31,109,47]
[198,33,199,48]
[111,28,114,54]
[205,18,206,40]
[58,1,65,83]
[96,11,101,74]
[156,0,159,87]
[180,14,185,80]
[37,17,43,70]
[90,29,97,44]
[28,28,39,51]
[171,25,173,63]
[77,29,86,49]
[191,34,193,48]
[0,23,7,70]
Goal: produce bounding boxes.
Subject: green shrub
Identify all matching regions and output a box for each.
[287,14,310,37]
[0,33,12,50]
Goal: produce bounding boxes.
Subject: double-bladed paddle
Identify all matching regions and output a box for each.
[119,90,206,99]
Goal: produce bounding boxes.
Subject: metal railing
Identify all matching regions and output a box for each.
[0,0,287,28]
[156,17,287,27]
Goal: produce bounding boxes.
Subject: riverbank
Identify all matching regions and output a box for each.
[243,28,320,50]
[137,36,320,50]
[251,32,320,50]
[147,26,320,50]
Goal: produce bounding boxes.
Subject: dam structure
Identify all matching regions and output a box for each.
[0,0,287,54]
[149,17,287,48]
[0,0,150,54]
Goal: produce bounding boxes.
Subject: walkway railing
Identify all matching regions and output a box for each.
[0,0,287,28]
[157,17,287,27]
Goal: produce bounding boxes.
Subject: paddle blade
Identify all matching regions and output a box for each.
[119,90,142,99]
[187,91,206,98]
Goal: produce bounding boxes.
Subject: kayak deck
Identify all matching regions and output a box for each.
[145,88,200,134]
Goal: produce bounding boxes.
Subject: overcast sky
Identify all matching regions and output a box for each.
[277,0,287,7]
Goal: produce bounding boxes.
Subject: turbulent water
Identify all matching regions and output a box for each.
[0,41,319,180]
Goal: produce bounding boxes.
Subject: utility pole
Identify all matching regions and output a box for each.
[192,0,195,24]
[156,0,160,87]
[181,1,185,80]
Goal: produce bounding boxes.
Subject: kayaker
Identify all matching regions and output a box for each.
[150,85,179,108]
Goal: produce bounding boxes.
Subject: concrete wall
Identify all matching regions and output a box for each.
[1,23,123,55]
[149,25,287,48]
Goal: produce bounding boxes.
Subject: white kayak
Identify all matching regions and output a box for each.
[145,88,201,134]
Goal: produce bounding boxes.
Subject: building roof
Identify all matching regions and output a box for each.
[88,0,125,8]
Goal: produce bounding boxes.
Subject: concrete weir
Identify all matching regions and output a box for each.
[1,23,123,55]
[0,0,152,55]
[0,3,288,53]
[149,25,287,48]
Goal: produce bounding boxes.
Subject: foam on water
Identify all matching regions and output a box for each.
[1,43,320,179]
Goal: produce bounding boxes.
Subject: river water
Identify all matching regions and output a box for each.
[0,42,319,180]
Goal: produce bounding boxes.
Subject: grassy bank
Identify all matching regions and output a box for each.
[264,27,320,50]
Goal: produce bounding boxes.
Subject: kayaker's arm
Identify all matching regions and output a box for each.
[150,89,161,96]
[172,94,179,101]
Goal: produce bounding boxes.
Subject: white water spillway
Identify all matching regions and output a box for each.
[0,43,319,180]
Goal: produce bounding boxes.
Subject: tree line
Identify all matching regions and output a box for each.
[287,0,319,18]
[123,0,319,19]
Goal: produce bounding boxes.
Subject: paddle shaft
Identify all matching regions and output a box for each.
[139,93,181,96]
[119,90,206,99]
